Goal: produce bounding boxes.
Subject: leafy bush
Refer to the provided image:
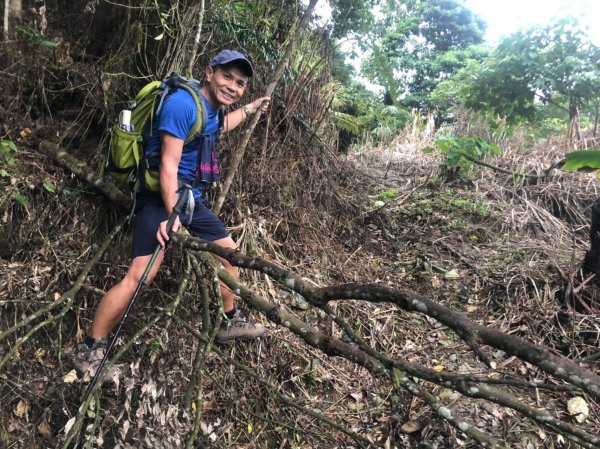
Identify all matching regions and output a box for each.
[0,140,18,177]
[424,135,500,175]
[378,188,399,201]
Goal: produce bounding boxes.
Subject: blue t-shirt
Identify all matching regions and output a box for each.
[144,87,220,181]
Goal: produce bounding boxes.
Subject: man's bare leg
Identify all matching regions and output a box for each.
[90,252,165,338]
[212,235,239,312]
[211,235,266,343]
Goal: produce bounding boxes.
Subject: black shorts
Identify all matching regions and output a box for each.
[131,191,229,258]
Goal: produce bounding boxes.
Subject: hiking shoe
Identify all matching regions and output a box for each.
[73,337,121,384]
[215,310,266,344]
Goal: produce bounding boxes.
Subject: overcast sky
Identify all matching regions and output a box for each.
[315,1,600,46]
[464,0,600,45]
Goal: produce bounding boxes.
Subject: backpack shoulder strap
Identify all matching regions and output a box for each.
[217,107,225,134]
[177,83,206,144]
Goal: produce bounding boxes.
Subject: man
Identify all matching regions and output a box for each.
[75,50,270,379]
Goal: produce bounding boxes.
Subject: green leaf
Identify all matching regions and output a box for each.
[0,169,9,177]
[331,111,360,135]
[40,39,57,48]
[61,187,77,197]
[562,150,600,171]
[42,182,56,193]
[381,105,401,116]
[247,422,253,434]
[11,190,29,210]
[4,140,17,151]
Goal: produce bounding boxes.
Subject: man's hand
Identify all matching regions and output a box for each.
[248,96,271,114]
[224,97,272,133]
[157,215,180,249]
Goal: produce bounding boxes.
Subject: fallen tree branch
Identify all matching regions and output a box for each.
[461,153,548,180]
[38,140,132,211]
[0,219,124,346]
[62,254,192,448]
[185,252,223,449]
[195,251,511,446]
[197,249,600,447]
[319,292,508,447]
[177,236,600,400]
[391,370,509,449]
[453,380,600,448]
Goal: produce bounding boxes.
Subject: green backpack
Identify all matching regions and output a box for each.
[104,75,207,192]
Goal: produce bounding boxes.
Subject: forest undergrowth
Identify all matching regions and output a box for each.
[1,109,599,448]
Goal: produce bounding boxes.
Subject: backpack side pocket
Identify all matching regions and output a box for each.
[105,124,142,191]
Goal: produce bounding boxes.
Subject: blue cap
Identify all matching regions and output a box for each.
[209,50,254,77]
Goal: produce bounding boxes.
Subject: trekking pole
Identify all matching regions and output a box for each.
[78,186,191,415]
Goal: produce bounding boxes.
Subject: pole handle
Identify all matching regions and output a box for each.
[166,185,192,237]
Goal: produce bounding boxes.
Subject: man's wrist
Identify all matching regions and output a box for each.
[242,104,251,118]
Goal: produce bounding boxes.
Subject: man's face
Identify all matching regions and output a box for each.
[205,64,249,107]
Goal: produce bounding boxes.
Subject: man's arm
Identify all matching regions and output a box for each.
[156,132,184,248]
[223,96,271,133]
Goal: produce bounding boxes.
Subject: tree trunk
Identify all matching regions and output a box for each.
[583,197,600,276]
[593,101,599,139]
[566,97,580,150]
[3,0,21,36]
[3,0,9,36]
[185,0,205,79]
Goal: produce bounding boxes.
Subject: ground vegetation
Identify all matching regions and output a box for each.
[0,1,599,449]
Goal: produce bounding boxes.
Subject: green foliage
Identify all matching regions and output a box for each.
[436,190,491,217]
[9,189,29,211]
[369,103,410,142]
[1,186,30,213]
[327,0,376,39]
[364,44,402,108]
[42,182,57,193]
[464,18,600,125]
[381,105,401,116]
[152,0,172,40]
[424,136,500,174]
[1,140,18,177]
[361,0,487,112]
[406,189,492,225]
[330,80,409,144]
[16,26,57,47]
[536,117,568,139]
[522,100,570,139]
[328,81,369,140]
[561,150,600,178]
[429,56,487,116]
[1,139,17,165]
[378,188,399,201]
[208,1,289,71]
[331,111,361,135]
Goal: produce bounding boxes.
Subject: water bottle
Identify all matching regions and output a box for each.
[119,110,134,132]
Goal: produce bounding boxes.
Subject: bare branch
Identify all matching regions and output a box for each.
[176,235,600,401]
